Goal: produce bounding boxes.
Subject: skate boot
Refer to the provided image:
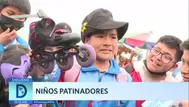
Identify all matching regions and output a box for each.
[52,23,96,70]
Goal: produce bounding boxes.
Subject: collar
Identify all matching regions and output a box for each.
[142,60,149,72]
[81,59,121,75]
[5,35,27,48]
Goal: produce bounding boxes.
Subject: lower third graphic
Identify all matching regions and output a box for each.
[9,78,33,104]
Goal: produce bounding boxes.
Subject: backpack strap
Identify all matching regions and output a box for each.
[115,68,131,107]
[116,67,129,82]
[16,35,29,48]
[62,64,80,107]
[63,64,81,82]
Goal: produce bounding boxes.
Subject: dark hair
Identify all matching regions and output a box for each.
[156,35,183,62]
[0,45,29,65]
[181,39,189,51]
[84,29,118,43]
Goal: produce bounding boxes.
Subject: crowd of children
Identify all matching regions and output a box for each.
[0,0,188,107]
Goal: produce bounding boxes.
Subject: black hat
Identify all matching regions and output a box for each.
[81,8,129,42]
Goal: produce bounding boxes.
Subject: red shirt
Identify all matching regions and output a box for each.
[58,70,65,82]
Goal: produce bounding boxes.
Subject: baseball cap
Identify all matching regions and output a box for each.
[81,8,129,42]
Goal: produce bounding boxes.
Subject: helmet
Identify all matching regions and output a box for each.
[0,45,30,89]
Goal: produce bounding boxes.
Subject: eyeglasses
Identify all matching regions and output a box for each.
[150,47,173,63]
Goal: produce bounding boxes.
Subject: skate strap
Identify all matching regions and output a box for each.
[65,71,79,107]
[64,65,80,107]
[63,64,81,82]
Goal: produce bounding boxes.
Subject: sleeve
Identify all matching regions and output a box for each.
[16,36,29,48]
[120,67,133,82]
[0,44,5,53]
[0,35,29,54]
[119,74,135,107]
[119,68,136,107]
[52,68,61,82]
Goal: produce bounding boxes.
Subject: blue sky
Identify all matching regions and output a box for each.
[17,0,188,42]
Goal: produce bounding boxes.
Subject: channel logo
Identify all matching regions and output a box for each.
[16,84,27,98]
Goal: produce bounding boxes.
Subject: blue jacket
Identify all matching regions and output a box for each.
[44,68,61,107]
[32,66,61,107]
[0,35,29,53]
[63,59,136,107]
[44,65,61,82]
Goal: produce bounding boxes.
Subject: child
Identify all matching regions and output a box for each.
[0,45,41,107]
[28,19,73,82]
[180,39,189,82]
[59,8,136,107]
[0,0,31,53]
[28,18,74,107]
[178,39,189,107]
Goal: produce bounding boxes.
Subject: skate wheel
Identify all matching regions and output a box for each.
[28,60,55,79]
[56,56,74,71]
[42,60,55,74]
[76,44,96,67]
[39,60,49,69]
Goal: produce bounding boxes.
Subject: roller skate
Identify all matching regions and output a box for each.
[50,22,96,70]
[29,18,96,71]
[28,18,56,78]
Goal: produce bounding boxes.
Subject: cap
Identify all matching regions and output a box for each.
[81,8,129,42]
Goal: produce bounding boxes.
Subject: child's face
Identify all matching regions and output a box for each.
[85,29,118,61]
[1,5,26,22]
[146,42,178,74]
[181,50,189,82]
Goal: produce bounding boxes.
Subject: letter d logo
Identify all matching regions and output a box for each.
[16,84,27,98]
